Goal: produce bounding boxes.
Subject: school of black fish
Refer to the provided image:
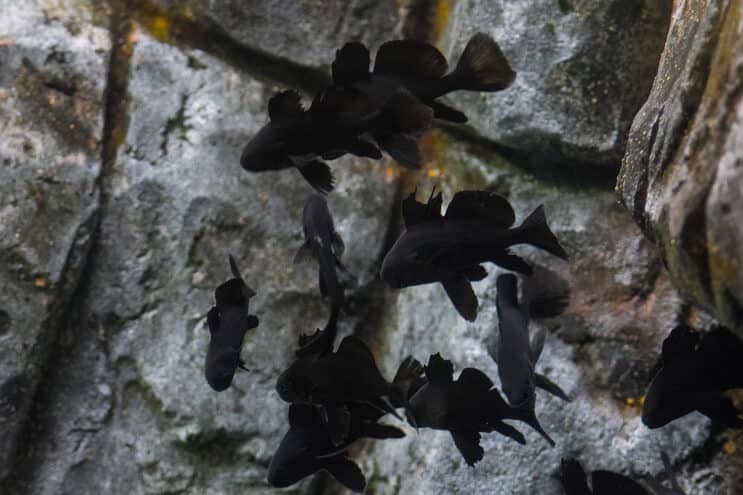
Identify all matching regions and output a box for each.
[198,33,743,494]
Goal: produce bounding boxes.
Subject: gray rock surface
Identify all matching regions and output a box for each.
[1,1,742,494]
[439,0,672,167]
[149,0,405,70]
[617,0,743,334]
[0,0,109,481]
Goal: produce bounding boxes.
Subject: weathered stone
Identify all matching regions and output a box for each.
[0,0,109,482]
[437,0,672,167]
[148,0,405,70]
[6,28,397,494]
[340,130,743,495]
[617,1,743,335]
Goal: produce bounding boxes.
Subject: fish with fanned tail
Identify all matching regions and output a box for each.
[204,255,259,391]
[381,189,568,321]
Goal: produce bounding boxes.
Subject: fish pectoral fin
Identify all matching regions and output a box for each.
[323,456,366,493]
[441,275,478,321]
[205,307,220,334]
[444,190,515,227]
[374,39,448,79]
[237,359,249,372]
[293,241,313,265]
[330,230,345,258]
[450,429,484,467]
[534,373,571,402]
[376,133,421,169]
[267,90,304,121]
[246,314,259,330]
[529,326,547,362]
[323,405,352,445]
[429,100,468,123]
[298,161,335,194]
[490,250,533,275]
[331,41,370,85]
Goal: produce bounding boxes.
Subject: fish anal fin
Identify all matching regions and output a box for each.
[490,250,532,275]
[442,275,478,321]
[323,456,366,493]
[529,326,547,362]
[374,39,448,79]
[425,353,453,384]
[298,161,335,194]
[450,429,484,467]
[445,190,516,227]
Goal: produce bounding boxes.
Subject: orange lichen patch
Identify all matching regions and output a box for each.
[34,277,47,288]
[418,128,448,172]
[623,395,644,415]
[723,440,737,455]
[140,9,170,42]
[384,165,402,183]
[432,0,453,46]
[0,38,14,46]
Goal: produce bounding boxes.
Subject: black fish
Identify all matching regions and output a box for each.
[204,255,259,391]
[380,189,568,321]
[276,336,415,444]
[332,33,516,125]
[295,194,355,307]
[406,353,526,466]
[241,86,432,192]
[489,267,572,446]
[267,403,404,492]
[642,325,743,429]
[561,459,650,495]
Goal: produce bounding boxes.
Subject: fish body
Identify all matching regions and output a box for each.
[204,255,259,391]
[642,325,743,428]
[296,194,354,307]
[267,404,403,492]
[381,190,568,321]
[241,86,431,192]
[295,303,341,357]
[332,33,516,124]
[407,353,526,466]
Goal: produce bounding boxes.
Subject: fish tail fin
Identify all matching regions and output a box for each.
[489,421,526,445]
[511,405,555,447]
[520,264,571,318]
[517,205,569,261]
[446,33,516,92]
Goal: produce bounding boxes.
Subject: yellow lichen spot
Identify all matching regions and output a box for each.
[384,166,400,183]
[626,397,635,406]
[723,440,737,455]
[147,14,170,42]
[427,167,440,178]
[34,277,47,288]
[432,0,453,46]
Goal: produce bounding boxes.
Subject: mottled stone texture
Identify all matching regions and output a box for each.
[618,1,743,335]
[1,0,742,494]
[438,0,672,167]
[0,0,109,482]
[149,0,405,69]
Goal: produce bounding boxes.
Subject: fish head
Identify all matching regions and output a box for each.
[642,363,695,428]
[204,346,241,391]
[240,123,291,172]
[267,428,317,488]
[276,361,315,403]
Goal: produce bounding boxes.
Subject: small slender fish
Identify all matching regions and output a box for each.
[406,353,527,466]
[204,255,259,392]
[241,86,431,192]
[295,194,355,307]
[267,403,404,492]
[332,33,516,125]
[276,336,419,444]
[489,266,572,447]
[642,325,743,429]
[561,458,650,495]
[381,189,568,321]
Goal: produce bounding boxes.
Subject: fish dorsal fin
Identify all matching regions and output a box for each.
[425,353,453,384]
[444,190,515,228]
[268,90,304,121]
[336,336,377,368]
[661,325,698,363]
[309,87,374,121]
[456,368,493,393]
[401,189,443,228]
[332,42,370,85]
[374,39,448,79]
[288,404,319,428]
